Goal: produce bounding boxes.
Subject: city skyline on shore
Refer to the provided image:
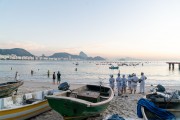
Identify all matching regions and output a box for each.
[1,0,180,60]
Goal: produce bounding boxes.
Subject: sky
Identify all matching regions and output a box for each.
[0,0,180,60]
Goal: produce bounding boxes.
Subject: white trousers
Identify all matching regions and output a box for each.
[140,81,145,93]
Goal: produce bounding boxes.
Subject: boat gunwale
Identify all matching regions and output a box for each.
[46,85,114,107]
[0,99,47,111]
[0,81,23,88]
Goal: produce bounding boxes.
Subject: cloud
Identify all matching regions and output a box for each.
[0,41,45,50]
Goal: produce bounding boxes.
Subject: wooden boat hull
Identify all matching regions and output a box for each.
[0,100,51,120]
[0,81,23,98]
[46,85,114,120]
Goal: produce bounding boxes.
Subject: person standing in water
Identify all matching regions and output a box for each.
[57,71,61,85]
[14,71,19,81]
[31,70,34,76]
[47,70,50,78]
[52,72,56,84]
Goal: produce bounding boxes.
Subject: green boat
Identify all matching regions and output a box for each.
[46,84,114,120]
[109,66,119,69]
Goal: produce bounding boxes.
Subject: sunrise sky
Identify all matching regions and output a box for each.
[0,0,180,60]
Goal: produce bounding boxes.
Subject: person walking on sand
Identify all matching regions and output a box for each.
[52,72,56,84]
[139,72,147,94]
[57,71,61,85]
[131,73,139,94]
[109,75,115,92]
[116,73,121,96]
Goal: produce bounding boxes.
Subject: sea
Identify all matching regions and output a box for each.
[0,60,180,86]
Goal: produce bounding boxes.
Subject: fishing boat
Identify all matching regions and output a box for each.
[0,89,61,120]
[46,84,114,120]
[141,92,180,120]
[109,66,119,69]
[0,81,24,98]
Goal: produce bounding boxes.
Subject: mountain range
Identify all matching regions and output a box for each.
[0,48,105,60]
[0,48,33,56]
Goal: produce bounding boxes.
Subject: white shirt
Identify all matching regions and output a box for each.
[109,78,115,86]
[116,76,121,86]
[131,76,139,86]
[140,75,147,83]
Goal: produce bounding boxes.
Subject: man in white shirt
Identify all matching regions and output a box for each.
[127,74,132,93]
[139,72,147,94]
[131,73,139,94]
[109,75,115,92]
[121,74,127,94]
[116,74,121,95]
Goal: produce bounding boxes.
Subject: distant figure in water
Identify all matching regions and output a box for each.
[31,70,34,76]
[75,68,77,71]
[14,71,19,81]
[11,67,12,70]
[47,70,50,78]
[52,72,56,84]
[57,71,61,85]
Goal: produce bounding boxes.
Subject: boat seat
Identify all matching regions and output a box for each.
[24,93,33,100]
[2,97,14,109]
[32,91,43,100]
[23,93,35,104]
[100,96,109,99]
[12,95,24,105]
[0,98,3,109]
[43,90,49,98]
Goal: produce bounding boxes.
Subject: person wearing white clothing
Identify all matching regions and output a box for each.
[131,73,139,94]
[139,72,147,94]
[127,74,132,92]
[121,75,127,94]
[109,75,115,91]
[116,74,121,95]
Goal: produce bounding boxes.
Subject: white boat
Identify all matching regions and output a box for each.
[0,89,61,120]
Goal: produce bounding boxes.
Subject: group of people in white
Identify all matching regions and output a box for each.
[109,72,147,95]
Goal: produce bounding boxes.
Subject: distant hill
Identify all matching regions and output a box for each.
[49,52,83,59]
[50,52,105,60]
[79,51,88,59]
[87,56,105,60]
[0,48,34,56]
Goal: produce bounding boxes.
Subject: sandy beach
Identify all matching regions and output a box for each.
[2,80,180,120]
